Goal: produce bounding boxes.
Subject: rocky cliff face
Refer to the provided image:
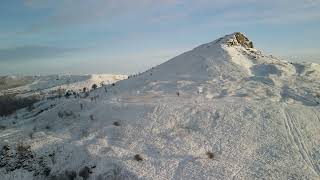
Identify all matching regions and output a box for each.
[227,32,254,48]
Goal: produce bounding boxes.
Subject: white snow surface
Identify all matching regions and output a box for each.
[0,33,320,180]
[1,74,127,97]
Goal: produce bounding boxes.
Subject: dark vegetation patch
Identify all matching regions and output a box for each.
[79,166,92,180]
[0,144,52,177]
[45,125,51,130]
[206,151,214,159]
[49,166,97,180]
[58,110,76,119]
[91,84,98,90]
[0,94,40,116]
[113,121,120,126]
[134,154,143,161]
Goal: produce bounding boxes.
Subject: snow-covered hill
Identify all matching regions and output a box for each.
[0,33,319,180]
[0,74,127,97]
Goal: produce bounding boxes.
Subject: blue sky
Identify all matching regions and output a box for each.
[1,0,320,75]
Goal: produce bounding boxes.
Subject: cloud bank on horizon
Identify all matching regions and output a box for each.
[0,0,320,74]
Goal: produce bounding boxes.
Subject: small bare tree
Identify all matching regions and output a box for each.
[92,84,98,90]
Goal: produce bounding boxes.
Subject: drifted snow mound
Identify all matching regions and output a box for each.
[0,33,320,180]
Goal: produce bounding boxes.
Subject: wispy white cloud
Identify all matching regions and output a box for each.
[21,0,320,33]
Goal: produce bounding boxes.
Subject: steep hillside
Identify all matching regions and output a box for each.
[0,33,319,180]
[0,74,127,117]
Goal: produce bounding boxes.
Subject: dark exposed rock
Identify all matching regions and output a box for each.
[227,32,254,49]
[248,41,254,48]
[235,32,248,45]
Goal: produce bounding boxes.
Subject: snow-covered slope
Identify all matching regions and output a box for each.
[1,74,127,98]
[0,33,319,180]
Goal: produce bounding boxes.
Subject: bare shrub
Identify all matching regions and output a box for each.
[79,166,92,180]
[64,91,73,99]
[113,122,120,126]
[134,154,143,161]
[58,111,75,119]
[206,151,214,159]
[92,84,98,90]
[45,125,51,130]
[83,87,87,93]
[58,111,64,118]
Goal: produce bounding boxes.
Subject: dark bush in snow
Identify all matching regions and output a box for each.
[206,151,214,159]
[45,125,51,130]
[58,110,76,119]
[134,154,143,161]
[92,84,98,90]
[43,167,51,177]
[83,87,87,93]
[64,91,73,98]
[79,166,92,180]
[113,121,120,126]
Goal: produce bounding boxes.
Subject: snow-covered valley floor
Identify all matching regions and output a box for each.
[0,33,319,180]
